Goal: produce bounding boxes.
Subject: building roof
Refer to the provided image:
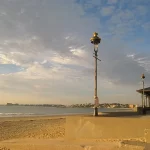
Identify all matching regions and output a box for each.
[136,87,150,95]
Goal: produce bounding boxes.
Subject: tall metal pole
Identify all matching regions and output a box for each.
[141,94,143,107]
[142,79,144,108]
[95,51,97,98]
[94,50,98,116]
[141,74,145,108]
[90,32,101,117]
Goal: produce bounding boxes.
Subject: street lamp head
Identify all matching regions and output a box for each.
[141,73,145,79]
[90,32,101,52]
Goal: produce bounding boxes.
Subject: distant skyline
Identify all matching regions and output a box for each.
[0,0,150,105]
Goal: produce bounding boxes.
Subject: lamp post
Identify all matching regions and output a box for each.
[141,73,145,108]
[90,32,101,116]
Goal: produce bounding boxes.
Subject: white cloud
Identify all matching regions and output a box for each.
[126,54,136,59]
[65,36,70,40]
[70,47,86,57]
[127,54,150,73]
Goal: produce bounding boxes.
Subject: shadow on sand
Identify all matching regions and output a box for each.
[84,111,150,118]
[121,140,150,150]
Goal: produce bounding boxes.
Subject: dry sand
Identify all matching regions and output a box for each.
[0,114,149,150]
[0,116,65,141]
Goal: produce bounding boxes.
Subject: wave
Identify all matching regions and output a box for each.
[0,113,36,117]
[0,112,93,117]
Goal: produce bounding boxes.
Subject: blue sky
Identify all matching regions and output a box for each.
[0,0,150,104]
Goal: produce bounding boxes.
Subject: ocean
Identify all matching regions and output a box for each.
[0,106,134,117]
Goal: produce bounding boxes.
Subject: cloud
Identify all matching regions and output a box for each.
[142,22,150,31]
[100,6,115,16]
[127,53,150,74]
[135,5,148,16]
[99,0,149,41]
[107,0,118,4]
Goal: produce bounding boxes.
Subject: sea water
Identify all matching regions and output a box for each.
[0,106,133,117]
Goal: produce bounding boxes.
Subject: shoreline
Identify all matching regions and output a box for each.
[0,108,134,118]
[0,113,92,121]
[0,112,93,118]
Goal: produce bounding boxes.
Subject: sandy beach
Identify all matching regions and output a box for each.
[0,116,65,141]
[0,114,150,150]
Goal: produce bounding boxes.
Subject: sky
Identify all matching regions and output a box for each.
[0,0,150,105]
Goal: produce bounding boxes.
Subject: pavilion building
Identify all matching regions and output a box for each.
[136,87,150,108]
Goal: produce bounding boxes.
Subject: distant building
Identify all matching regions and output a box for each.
[129,104,135,108]
[6,103,13,106]
[6,103,19,106]
[110,104,116,108]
